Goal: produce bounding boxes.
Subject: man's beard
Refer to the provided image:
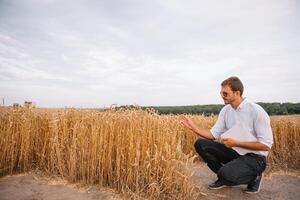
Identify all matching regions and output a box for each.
[223,98,230,104]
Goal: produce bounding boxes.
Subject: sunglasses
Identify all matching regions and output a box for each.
[220,91,228,97]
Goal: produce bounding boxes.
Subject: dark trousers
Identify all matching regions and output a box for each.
[194,138,267,185]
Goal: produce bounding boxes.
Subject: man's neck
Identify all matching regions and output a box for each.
[231,97,244,110]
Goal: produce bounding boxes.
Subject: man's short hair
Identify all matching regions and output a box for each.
[221,76,244,96]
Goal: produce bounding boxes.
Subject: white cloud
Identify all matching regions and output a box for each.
[0,0,299,107]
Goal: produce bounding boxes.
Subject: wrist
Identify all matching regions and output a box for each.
[233,141,240,147]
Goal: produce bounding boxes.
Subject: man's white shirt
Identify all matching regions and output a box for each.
[210,98,273,156]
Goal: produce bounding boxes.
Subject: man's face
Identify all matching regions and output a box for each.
[220,85,239,104]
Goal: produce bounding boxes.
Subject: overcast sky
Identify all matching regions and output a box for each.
[0,0,299,108]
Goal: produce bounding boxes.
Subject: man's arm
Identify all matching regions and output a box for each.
[179,116,215,139]
[221,138,271,151]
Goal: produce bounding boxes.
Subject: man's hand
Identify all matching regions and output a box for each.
[221,137,238,148]
[179,115,215,139]
[179,115,194,130]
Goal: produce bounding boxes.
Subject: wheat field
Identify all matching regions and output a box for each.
[0,107,299,199]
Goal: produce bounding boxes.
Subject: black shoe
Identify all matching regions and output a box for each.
[208,179,228,190]
[244,174,264,194]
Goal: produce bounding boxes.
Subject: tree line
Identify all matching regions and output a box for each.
[142,102,300,116]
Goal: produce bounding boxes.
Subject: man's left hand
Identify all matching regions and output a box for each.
[220,137,238,148]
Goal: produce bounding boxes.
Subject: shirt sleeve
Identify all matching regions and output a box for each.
[254,107,274,148]
[210,107,227,139]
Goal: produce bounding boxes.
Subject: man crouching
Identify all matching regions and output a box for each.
[180,76,273,194]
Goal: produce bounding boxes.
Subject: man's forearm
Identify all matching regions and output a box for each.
[235,141,271,151]
[189,124,214,139]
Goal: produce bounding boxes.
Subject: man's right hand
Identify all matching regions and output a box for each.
[179,115,194,130]
[179,115,215,139]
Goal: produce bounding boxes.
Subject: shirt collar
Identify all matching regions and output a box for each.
[237,97,247,110]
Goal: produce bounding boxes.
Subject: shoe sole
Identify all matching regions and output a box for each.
[244,190,260,194]
[208,185,230,190]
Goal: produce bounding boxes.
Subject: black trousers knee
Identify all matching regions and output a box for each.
[194,138,267,185]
